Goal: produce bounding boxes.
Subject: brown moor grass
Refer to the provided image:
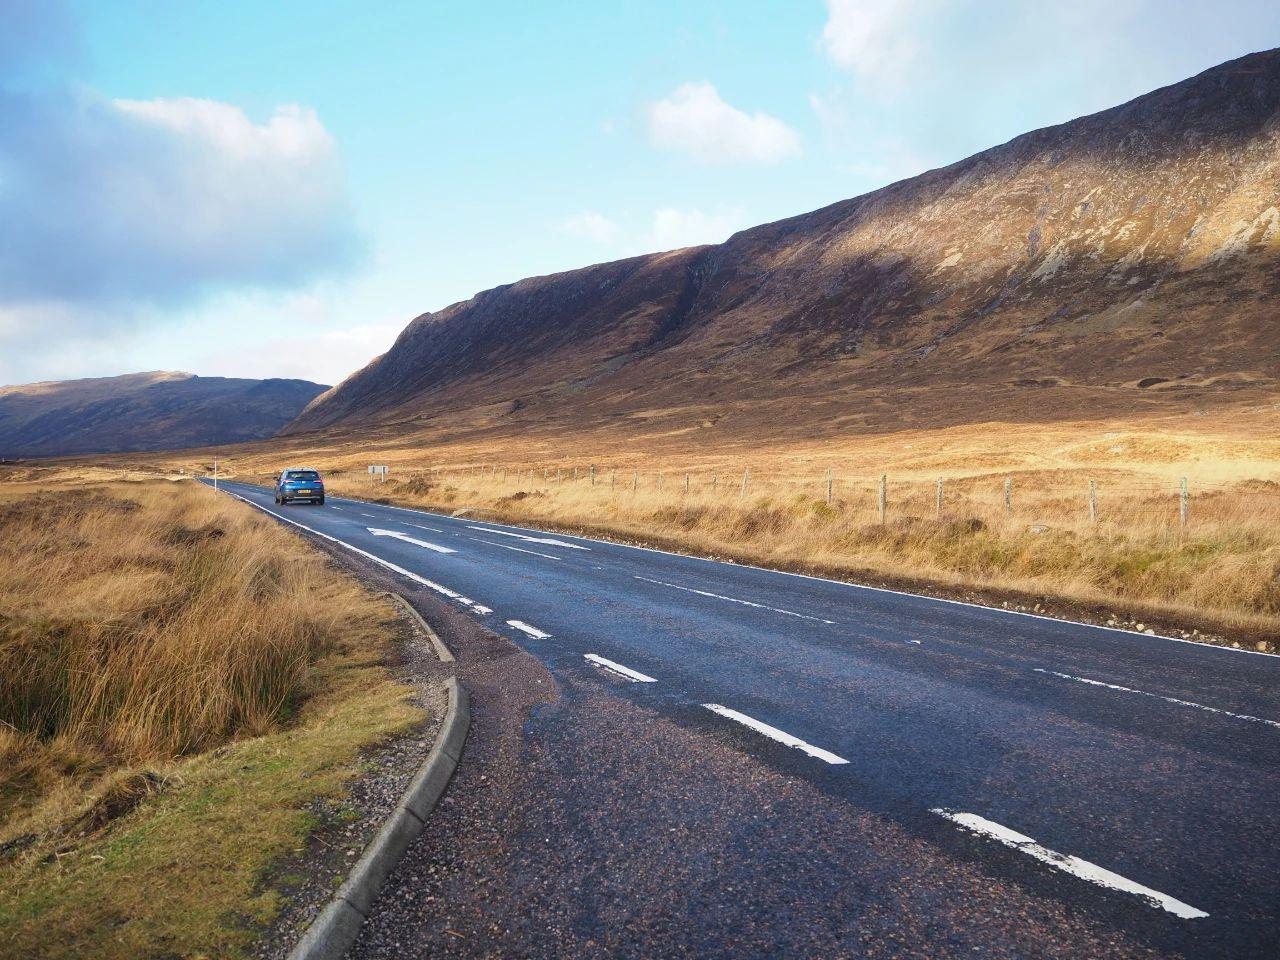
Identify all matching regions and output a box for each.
[0,477,395,833]
[0,476,423,958]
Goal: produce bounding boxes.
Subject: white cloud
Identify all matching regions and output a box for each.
[0,287,400,388]
[187,289,402,385]
[0,3,368,386]
[820,0,933,90]
[0,26,361,384]
[645,207,747,251]
[112,97,332,163]
[560,211,621,243]
[202,320,401,386]
[0,94,356,306]
[555,206,748,256]
[645,82,801,164]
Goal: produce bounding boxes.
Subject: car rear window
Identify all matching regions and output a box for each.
[285,471,320,480]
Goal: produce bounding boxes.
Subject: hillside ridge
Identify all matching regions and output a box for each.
[0,372,328,457]
[286,48,1280,442]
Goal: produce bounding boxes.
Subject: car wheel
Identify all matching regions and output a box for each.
[316,497,325,505]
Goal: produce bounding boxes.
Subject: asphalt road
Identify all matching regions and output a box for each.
[206,478,1280,958]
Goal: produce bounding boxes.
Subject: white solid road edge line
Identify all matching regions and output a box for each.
[584,654,657,683]
[1034,668,1280,729]
[931,809,1208,920]
[702,704,849,765]
[506,619,551,639]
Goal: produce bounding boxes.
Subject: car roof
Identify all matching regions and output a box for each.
[283,466,320,472]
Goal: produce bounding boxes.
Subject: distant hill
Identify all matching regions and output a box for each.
[286,49,1280,446]
[0,372,328,457]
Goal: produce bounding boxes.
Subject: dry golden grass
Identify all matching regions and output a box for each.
[0,475,423,958]
[319,467,1280,638]
[0,478,366,828]
[159,404,1280,642]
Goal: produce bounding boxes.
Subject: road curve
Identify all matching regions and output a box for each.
[206,478,1280,958]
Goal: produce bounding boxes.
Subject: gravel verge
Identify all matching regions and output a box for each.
[249,589,453,959]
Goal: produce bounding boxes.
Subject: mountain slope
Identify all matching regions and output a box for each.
[287,50,1280,443]
[0,372,328,457]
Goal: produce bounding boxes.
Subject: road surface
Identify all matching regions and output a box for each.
[206,478,1280,958]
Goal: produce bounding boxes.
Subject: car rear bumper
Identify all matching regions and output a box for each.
[280,490,324,501]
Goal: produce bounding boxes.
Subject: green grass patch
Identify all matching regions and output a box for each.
[0,643,422,960]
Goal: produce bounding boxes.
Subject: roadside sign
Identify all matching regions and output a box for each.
[368,465,389,482]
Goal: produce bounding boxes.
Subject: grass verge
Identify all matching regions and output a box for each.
[0,477,423,959]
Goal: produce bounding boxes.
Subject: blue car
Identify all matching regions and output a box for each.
[274,467,325,505]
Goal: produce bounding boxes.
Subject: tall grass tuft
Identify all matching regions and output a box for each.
[0,480,375,825]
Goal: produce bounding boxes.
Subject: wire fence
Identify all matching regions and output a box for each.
[337,461,1280,539]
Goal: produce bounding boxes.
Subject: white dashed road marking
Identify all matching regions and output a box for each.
[636,576,835,624]
[360,512,378,518]
[1035,668,1280,729]
[507,619,551,639]
[584,654,656,683]
[468,537,561,560]
[702,704,848,764]
[931,809,1208,919]
[468,526,590,550]
[403,522,446,533]
[367,528,456,554]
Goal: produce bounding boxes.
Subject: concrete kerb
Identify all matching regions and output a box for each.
[286,676,470,959]
[383,591,455,662]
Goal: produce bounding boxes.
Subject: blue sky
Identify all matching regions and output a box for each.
[3,0,1278,386]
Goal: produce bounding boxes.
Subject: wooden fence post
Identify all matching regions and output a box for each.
[878,474,887,524]
[936,479,943,517]
[741,468,749,498]
[711,471,718,492]
[632,469,638,492]
[590,465,596,486]
[684,473,690,495]
[1180,477,1189,529]
[1004,477,1012,518]
[826,469,833,505]
[1089,480,1098,523]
